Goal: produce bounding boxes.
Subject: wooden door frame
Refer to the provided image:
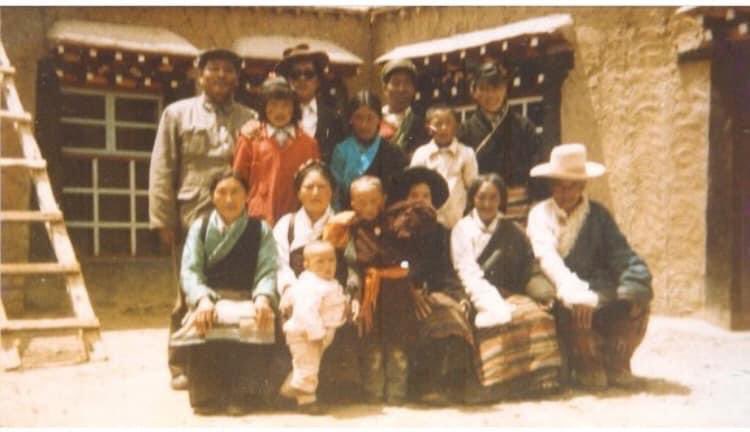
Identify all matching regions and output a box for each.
[703,37,750,330]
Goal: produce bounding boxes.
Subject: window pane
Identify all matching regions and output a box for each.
[527,101,544,127]
[99,195,131,222]
[509,103,523,117]
[98,159,130,188]
[60,92,105,119]
[61,124,105,149]
[115,97,160,123]
[136,196,149,222]
[68,228,93,257]
[135,160,149,190]
[116,128,156,152]
[62,194,92,222]
[61,157,92,187]
[99,228,131,255]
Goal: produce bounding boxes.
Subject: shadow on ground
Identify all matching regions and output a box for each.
[456,376,691,414]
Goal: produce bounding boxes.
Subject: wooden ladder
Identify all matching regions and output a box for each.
[0,41,105,370]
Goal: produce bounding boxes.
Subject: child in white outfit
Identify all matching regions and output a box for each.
[410,105,478,228]
[280,240,348,414]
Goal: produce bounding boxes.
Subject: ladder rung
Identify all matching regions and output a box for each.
[0,210,63,222]
[0,158,46,169]
[0,262,80,275]
[0,65,15,76]
[0,317,100,332]
[0,110,32,123]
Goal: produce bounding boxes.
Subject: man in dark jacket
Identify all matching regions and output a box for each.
[379,58,429,159]
[275,44,345,164]
[457,62,551,221]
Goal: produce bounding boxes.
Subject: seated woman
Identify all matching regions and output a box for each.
[171,170,279,416]
[451,173,562,403]
[526,143,652,390]
[273,159,362,403]
[388,166,475,405]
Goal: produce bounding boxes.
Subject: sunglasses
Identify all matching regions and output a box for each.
[289,69,317,80]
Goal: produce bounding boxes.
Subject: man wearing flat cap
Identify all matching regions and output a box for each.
[379,58,429,159]
[273,43,345,164]
[457,61,551,222]
[149,48,258,390]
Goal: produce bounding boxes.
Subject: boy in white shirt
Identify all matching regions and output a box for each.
[410,105,478,228]
[279,240,348,414]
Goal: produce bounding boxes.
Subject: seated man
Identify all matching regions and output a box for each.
[526,143,652,390]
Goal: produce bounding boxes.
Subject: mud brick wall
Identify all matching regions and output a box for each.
[1,6,711,315]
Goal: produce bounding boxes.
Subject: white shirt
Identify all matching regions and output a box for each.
[410,138,478,228]
[450,209,514,328]
[382,105,408,130]
[273,207,335,296]
[526,196,598,307]
[282,270,347,341]
[266,123,296,147]
[299,98,318,138]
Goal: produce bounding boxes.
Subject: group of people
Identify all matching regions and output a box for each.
[148,44,653,416]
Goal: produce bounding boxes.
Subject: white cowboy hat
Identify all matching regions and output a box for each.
[530,143,606,180]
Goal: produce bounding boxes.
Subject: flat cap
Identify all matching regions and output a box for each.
[196,48,242,70]
[381,58,417,84]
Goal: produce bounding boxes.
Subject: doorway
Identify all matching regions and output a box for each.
[705,38,750,330]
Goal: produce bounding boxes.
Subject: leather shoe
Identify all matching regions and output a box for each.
[608,369,642,389]
[298,401,326,415]
[226,402,252,416]
[170,374,189,391]
[193,403,223,416]
[575,369,608,390]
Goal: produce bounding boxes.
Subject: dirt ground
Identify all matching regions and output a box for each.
[2,311,749,428]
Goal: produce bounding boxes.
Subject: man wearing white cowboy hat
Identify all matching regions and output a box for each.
[526,143,653,390]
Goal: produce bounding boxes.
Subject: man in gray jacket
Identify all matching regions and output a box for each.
[149,48,257,390]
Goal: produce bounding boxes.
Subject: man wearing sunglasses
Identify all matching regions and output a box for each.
[274,44,345,164]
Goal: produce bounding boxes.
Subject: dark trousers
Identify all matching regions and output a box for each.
[187,341,274,408]
[316,323,363,402]
[168,240,187,379]
[556,300,650,379]
[410,335,471,398]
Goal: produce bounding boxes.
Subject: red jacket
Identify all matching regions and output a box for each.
[233,125,320,225]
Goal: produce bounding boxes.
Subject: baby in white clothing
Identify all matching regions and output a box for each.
[280,240,347,413]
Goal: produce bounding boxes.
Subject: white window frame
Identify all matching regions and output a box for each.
[59,87,162,257]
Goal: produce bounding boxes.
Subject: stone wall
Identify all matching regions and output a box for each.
[0,6,711,315]
[372,6,710,315]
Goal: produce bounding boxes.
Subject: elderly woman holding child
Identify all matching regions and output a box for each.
[158,46,654,416]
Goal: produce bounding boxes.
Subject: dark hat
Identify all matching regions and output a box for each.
[390,166,449,209]
[471,61,511,87]
[196,48,242,70]
[381,58,418,84]
[275,43,330,78]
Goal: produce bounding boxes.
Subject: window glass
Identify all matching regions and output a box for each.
[116,128,156,152]
[60,93,105,119]
[61,124,106,149]
[115,98,160,123]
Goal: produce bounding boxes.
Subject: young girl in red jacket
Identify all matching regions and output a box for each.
[233,76,320,226]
